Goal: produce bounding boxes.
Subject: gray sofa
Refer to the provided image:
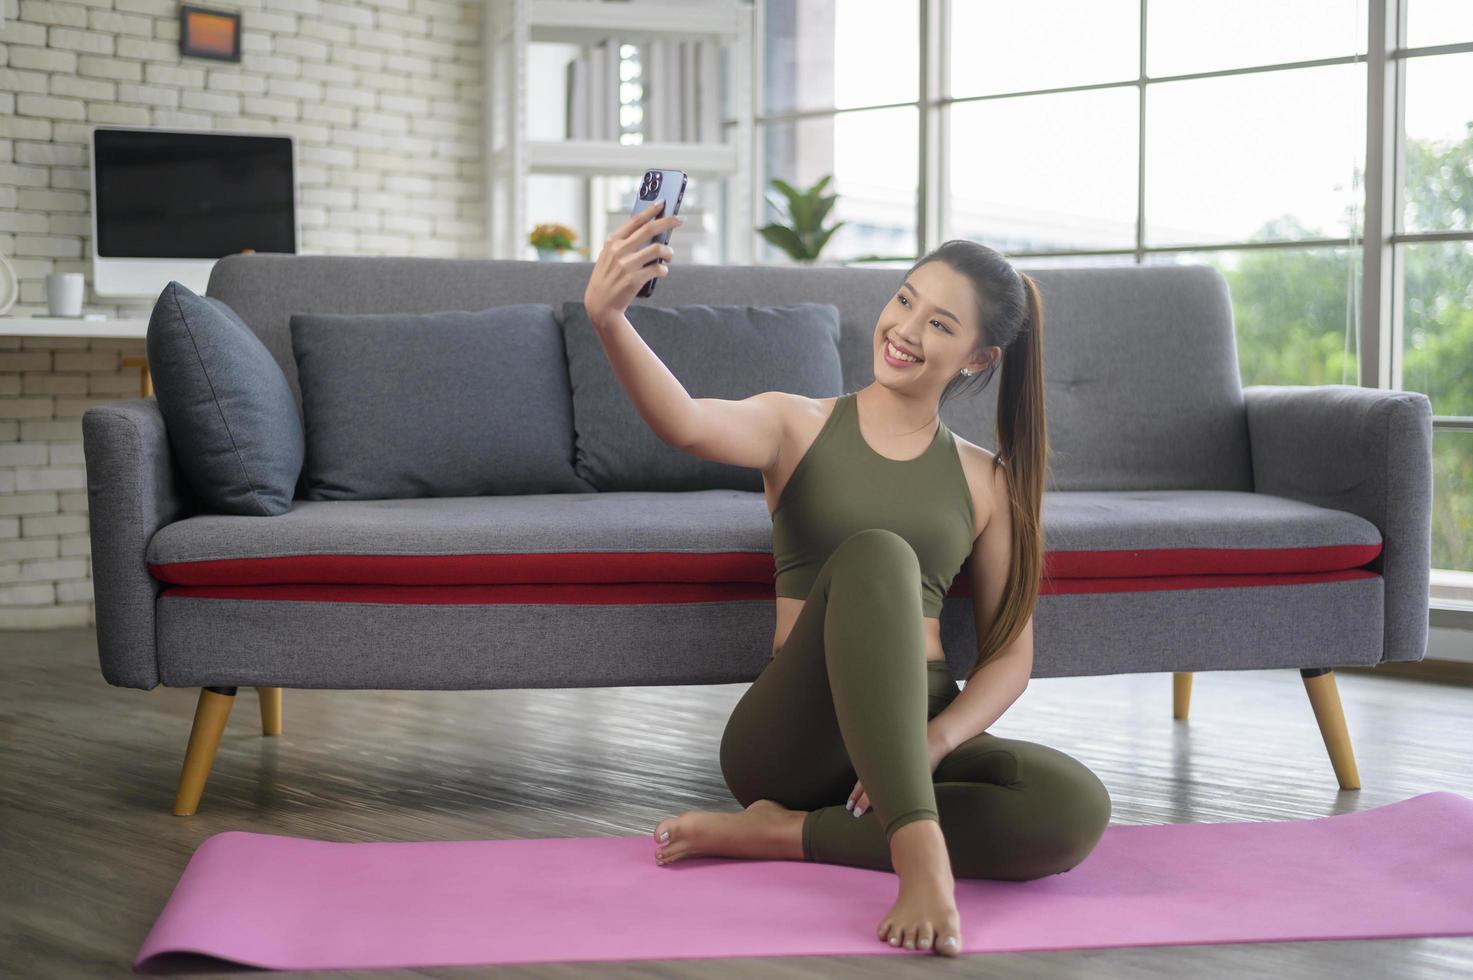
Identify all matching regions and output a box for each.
[82,254,1434,815]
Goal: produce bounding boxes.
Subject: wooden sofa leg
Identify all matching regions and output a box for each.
[1300,668,1361,791]
[257,687,283,736]
[173,686,237,816]
[1172,671,1192,720]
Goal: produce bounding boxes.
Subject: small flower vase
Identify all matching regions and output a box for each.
[536,248,565,262]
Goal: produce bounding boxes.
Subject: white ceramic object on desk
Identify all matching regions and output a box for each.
[46,272,85,317]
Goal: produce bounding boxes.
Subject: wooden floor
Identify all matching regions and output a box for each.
[4,628,1472,979]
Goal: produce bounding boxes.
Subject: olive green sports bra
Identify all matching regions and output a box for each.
[770,391,976,617]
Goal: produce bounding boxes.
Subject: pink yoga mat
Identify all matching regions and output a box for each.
[135,791,1473,972]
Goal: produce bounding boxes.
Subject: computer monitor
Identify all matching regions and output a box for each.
[90,125,298,299]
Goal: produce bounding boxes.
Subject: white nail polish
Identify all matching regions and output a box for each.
[845,799,853,811]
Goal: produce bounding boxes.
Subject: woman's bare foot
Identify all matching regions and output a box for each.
[878,819,964,957]
[652,798,806,865]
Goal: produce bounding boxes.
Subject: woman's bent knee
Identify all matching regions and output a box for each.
[1031,755,1112,878]
[826,529,921,589]
[944,747,1113,881]
[834,527,917,563]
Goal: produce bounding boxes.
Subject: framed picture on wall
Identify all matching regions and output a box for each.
[179,5,242,63]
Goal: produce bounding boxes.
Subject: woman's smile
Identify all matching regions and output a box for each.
[883,338,924,367]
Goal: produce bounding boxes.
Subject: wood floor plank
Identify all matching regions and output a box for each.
[2,628,1470,978]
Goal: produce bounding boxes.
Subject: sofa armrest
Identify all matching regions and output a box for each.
[83,398,201,690]
[1242,383,1433,663]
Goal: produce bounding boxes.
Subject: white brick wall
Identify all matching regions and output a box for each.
[0,0,487,629]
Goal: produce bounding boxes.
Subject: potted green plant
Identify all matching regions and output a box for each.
[757,175,845,264]
[529,222,578,260]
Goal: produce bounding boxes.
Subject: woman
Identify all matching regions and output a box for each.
[583,202,1111,958]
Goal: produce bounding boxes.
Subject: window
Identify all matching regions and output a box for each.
[753,0,1473,608]
[757,1,920,263]
[1399,24,1473,598]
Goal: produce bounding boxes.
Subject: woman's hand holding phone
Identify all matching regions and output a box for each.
[583,201,682,329]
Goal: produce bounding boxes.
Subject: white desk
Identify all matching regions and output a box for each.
[0,315,153,396]
[0,315,149,338]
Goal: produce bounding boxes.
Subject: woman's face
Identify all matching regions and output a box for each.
[873,261,998,392]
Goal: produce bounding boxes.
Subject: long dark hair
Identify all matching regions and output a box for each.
[904,241,1050,684]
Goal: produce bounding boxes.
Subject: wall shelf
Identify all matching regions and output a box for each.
[523,0,745,44]
[484,0,754,262]
[515,139,740,177]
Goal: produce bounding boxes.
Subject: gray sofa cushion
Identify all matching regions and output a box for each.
[559,301,844,491]
[291,304,594,500]
[144,280,304,516]
[144,488,1382,585]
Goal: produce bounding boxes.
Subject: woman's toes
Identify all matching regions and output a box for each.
[652,816,677,864]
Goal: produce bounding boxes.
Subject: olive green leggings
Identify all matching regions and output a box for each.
[720,528,1112,880]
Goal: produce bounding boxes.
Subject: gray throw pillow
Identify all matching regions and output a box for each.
[145,280,304,516]
[558,301,844,491]
[291,304,595,500]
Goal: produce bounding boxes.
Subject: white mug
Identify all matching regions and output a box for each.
[46,272,85,317]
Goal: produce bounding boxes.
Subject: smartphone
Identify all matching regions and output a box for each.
[630,169,687,298]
